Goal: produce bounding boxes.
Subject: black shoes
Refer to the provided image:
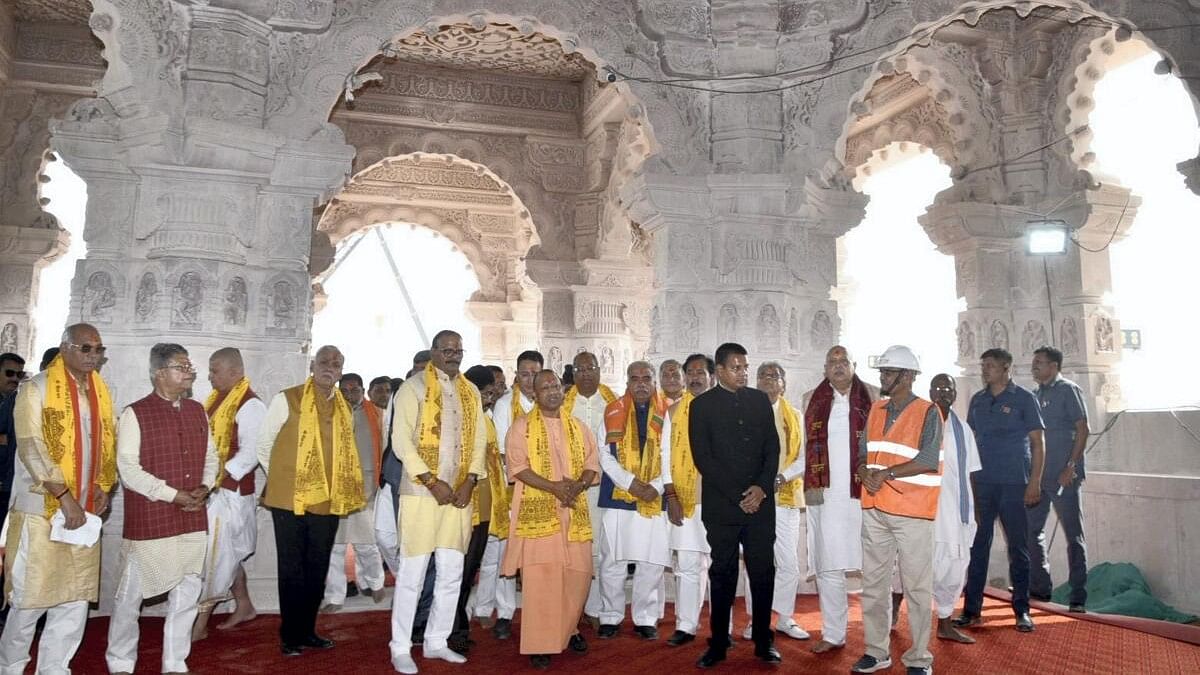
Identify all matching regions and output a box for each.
[755,645,782,664]
[597,623,620,639]
[569,632,588,653]
[302,634,335,649]
[666,630,695,646]
[633,624,658,640]
[1030,592,1052,602]
[697,647,727,669]
[492,618,513,640]
[1069,603,1087,613]
[448,633,474,655]
[531,654,552,669]
[281,643,303,657]
[952,614,981,628]
[1015,613,1035,632]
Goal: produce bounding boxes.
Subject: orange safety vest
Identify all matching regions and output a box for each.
[861,398,942,520]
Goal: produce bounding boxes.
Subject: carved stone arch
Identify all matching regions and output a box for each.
[265,5,695,173]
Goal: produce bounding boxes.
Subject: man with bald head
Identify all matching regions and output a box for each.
[659,359,684,407]
[254,345,366,657]
[801,345,878,655]
[0,323,117,674]
[559,350,616,625]
[193,347,266,640]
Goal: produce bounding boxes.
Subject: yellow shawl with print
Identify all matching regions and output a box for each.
[416,363,479,489]
[294,377,365,516]
[604,393,666,518]
[40,354,117,517]
[669,390,699,519]
[515,406,591,542]
[776,396,805,508]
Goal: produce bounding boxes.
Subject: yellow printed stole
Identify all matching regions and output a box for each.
[509,383,529,424]
[515,407,591,542]
[40,355,117,518]
[776,397,805,508]
[561,383,617,420]
[293,377,365,516]
[604,393,666,518]
[471,416,512,538]
[416,363,479,490]
[669,390,699,519]
[204,376,252,487]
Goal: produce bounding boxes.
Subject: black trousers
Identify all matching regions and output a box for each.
[271,507,339,645]
[705,519,776,652]
[451,520,491,638]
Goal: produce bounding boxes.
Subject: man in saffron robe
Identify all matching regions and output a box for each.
[502,369,598,669]
[0,324,116,674]
[107,343,218,674]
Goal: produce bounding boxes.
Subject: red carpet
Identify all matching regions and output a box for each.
[53,593,1200,673]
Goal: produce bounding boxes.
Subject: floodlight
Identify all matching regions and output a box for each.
[1026,222,1068,255]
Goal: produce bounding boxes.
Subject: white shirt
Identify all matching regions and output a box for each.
[491,389,533,454]
[218,397,268,482]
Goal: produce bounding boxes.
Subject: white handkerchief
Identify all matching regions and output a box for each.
[49,510,103,547]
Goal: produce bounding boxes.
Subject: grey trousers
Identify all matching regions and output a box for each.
[1027,480,1088,606]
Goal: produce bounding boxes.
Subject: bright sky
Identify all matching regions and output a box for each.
[31,49,1200,408]
[309,224,481,381]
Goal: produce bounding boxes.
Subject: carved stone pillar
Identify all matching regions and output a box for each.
[626,171,866,394]
[0,224,68,357]
[922,184,1139,415]
[466,297,539,371]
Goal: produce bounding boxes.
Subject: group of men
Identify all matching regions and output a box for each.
[0,323,1090,674]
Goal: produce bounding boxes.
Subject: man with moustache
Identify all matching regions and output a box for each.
[659,353,715,647]
[502,370,599,668]
[254,345,366,656]
[689,343,782,667]
[389,331,486,673]
[479,350,542,640]
[0,324,116,674]
[0,352,26,540]
[559,350,617,626]
[801,345,877,654]
[850,346,942,675]
[369,375,394,412]
[107,344,217,675]
[194,347,265,640]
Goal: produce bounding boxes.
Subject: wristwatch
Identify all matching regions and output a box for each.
[886,469,897,481]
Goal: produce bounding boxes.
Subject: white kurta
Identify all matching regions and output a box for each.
[806,390,863,575]
[658,414,708,553]
[597,442,670,567]
[201,397,265,604]
[935,410,981,556]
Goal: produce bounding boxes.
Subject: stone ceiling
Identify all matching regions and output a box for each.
[8,0,92,24]
[385,22,592,81]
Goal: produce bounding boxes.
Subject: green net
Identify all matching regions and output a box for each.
[1051,562,1198,623]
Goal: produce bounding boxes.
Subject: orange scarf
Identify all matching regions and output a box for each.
[362,401,383,487]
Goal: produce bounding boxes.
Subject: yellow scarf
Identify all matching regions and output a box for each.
[470,416,512,538]
[294,377,365,516]
[40,355,117,518]
[416,363,479,489]
[669,390,699,518]
[604,393,666,518]
[509,383,529,423]
[776,397,805,508]
[515,406,591,542]
[204,376,251,487]
[562,383,617,420]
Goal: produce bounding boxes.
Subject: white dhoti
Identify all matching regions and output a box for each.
[389,549,464,657]
[375,487,401,574]
[106,558,203,674]
[584,484,604,618]
[933,542,971,619]
[807,498,863,646]
[200,489,258,605]
[598,508,669,626]
[325,495,386,605]
[472,535,517,620]
[669,507,710,635]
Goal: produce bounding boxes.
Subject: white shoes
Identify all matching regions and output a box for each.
[424,646,468,664]
[742,624,754,640]
[392,654,418,674]
[777,619,811,640]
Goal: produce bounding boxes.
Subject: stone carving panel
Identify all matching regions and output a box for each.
[225,277,249,327]
[989,319,1009,351]
[267,279,299,335]
[675,304,700,351]
[1094,313,1115,354]
[385,22,592,81]
[83,271,117,323]
[758,304,781,353]
[1061,317,1079,356]
[719,304,739,339]
[171,271,205,330]
[0,323,17,353]
[957,320,976,359]
[134,272,157,322]
[1021,320,1048,355]
[811,310,834,352]
[788,308,800,351]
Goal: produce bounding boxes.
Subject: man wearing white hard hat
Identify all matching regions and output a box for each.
[850,346,943,675]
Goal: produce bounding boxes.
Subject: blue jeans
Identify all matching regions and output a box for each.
[1027,481,1088,605]
[963,482,1031,616]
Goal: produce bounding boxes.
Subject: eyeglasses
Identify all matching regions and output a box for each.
[574,366,599,373]
[437,348,464,357]
[758,374,783,381]
[68,343,106,355]
[3,369,26,379]
[163,363,197,374]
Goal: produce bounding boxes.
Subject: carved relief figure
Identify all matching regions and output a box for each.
[677,305,699,350]
[810,310,833,351]
[172,272,204,328]
[1021,320,1048,355]
[84,272,116,321]
[225,277,248,326]
[548,346,563,374]
[989,320,1009,351]
[1061,317,1079,356]
[135,272,157,322]
[1095,315,1115,353]
[720,304,739,338]
[600,346,614,376]
[757,304,781,352]
[649,306,662,354]
[957,321,976,359]
[270,281,296,329]
[0,323,16,353]
[788,308,800,352]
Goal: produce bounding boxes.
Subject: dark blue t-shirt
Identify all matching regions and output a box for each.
[967,381,1045,485]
